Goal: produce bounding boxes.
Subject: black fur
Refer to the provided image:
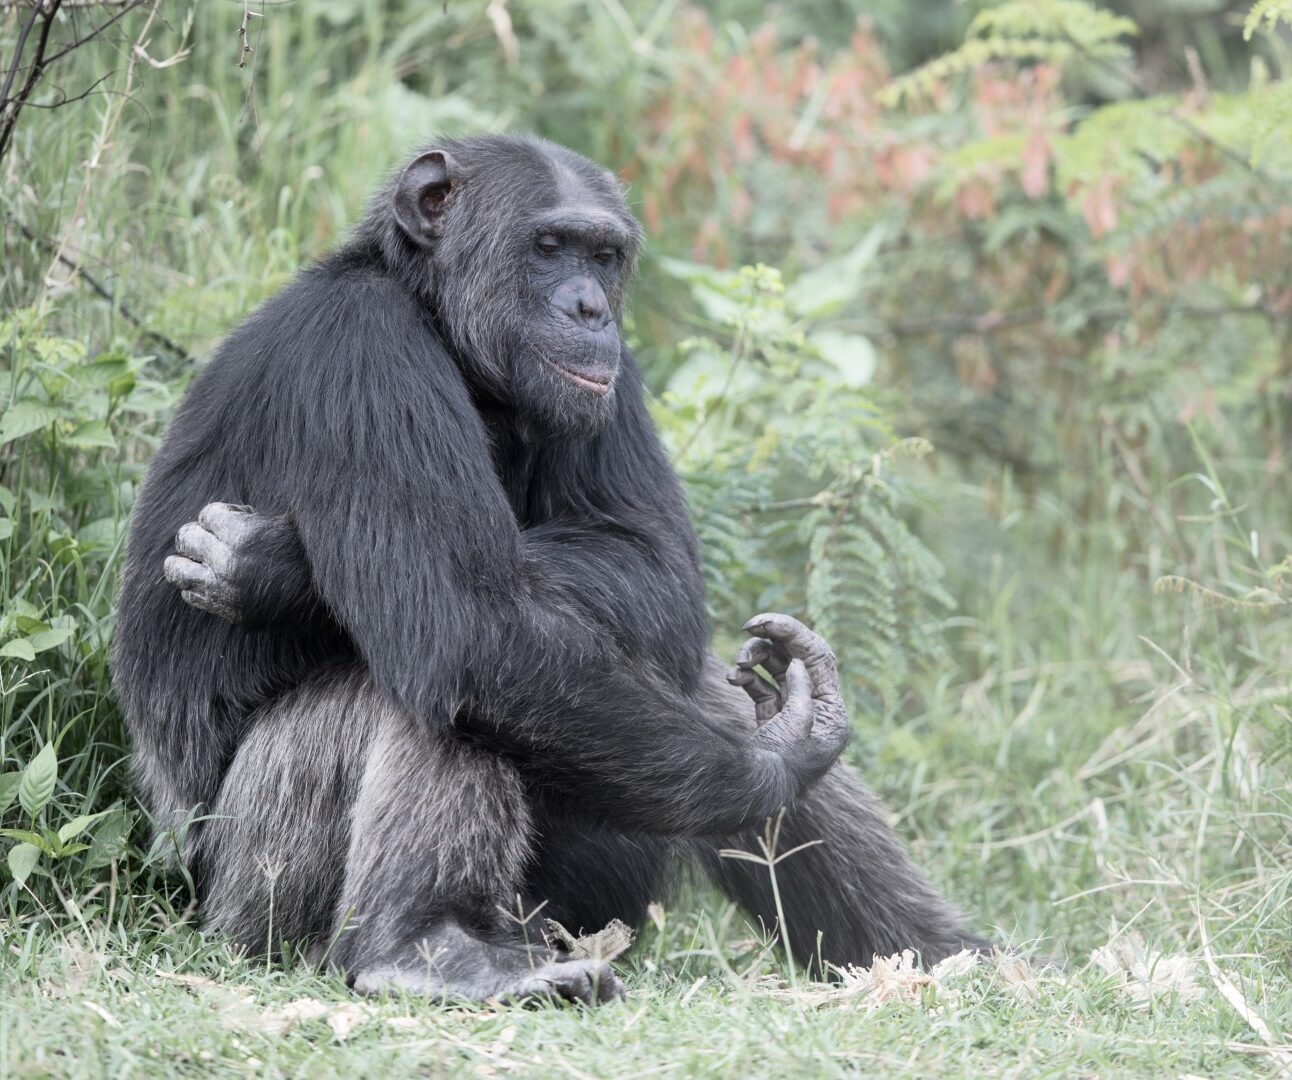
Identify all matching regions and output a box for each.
[113,134,989,997]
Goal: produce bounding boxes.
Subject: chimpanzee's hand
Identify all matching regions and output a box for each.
[727,612,849,786]
[163,503,314,627]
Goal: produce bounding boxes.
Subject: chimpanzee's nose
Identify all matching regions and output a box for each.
[554,277,611,332]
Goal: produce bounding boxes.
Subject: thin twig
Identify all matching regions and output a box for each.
[0,0,63,164]
[7,212,192,359]
[236,0,257,69]
[868,300,1273,339]
[14,69,114,109]
[39,1,146,68]
[0,0,44,108]
[41,0,159,306]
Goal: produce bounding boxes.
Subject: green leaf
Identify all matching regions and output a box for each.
[18,744,57,818]
[87,806,131,868]
[77,517,121,549]
[57,809,110,845]
[0,772,20,814]
[9,598,40,619]
[53,842,89,858]
[0,519,13,541]
[64,421,117,450]
[0,398,60,442]
[0,828,49,848]
[0,639,36,662]
[0,485,14,514]
[785,225,890,318]
[78,357,130,388]
[7,842,40,885]
[809,330,876,388]
[25,626,74,654]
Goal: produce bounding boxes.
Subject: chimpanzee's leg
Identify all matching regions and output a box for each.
[195,666,622,1003]
[523,784,675,935]
[193,667,374,954]
[693,657,991,973]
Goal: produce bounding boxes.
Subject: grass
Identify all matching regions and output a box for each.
[3,4,1292,1077]
[3,514,1288,1076]
[2,931,1285,1077]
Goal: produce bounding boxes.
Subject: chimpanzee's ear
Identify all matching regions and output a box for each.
[394,150,457,249]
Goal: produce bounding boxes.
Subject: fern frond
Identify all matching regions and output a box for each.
[1244,0,1292,40]
[881,0,1138,108]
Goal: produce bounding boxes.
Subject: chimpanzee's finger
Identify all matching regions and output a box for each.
[174,521,232,573]
[757,659,814,751]
[779,659,812,725]
[727,664,781,724]
[741,613,837,695]
[733,636,790,678]
[197,502,257,544]
[163,554,214,591]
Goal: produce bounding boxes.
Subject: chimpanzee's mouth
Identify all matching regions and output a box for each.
[545,359,612,396]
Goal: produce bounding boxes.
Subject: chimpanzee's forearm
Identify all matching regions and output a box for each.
[176,508,834,835]
[520,519,708,688]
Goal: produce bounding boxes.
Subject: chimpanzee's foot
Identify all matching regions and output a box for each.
[347,922,624,1005]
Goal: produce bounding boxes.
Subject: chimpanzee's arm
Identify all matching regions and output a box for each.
[516,355,709,686]
[198,271,845,836]
[167,357,707,678]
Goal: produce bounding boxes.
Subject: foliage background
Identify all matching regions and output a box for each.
[1,0,1291,1075]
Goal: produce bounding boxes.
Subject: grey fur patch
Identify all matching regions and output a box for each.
[196,666,533,969]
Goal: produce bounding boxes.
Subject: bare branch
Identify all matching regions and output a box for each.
[0,2,135,8]
[0,0,63,165]
[870,300,1274,340]
[15,69,114,109]
[6,212,193,360]
[39,0,147,68]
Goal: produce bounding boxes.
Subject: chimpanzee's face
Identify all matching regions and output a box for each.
[506,203,633,434]
[390,139,642,438]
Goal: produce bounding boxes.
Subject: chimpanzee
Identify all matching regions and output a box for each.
[113,134,989,1003]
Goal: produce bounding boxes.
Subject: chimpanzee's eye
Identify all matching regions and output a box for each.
[536,235,561,256]
[593,248,619,266]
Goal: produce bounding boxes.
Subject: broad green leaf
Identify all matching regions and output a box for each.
[810,330,876,388]
[26,626,74,654]
[0,772,20,814]
[64,421,117,450]
[0,398,59,442]
[0,519,13,540]
[0,828,48,847]
[32,335,86,365]
[87,807,132,868]
[0,639,36,662]
[78,517,120,548]
[14,616,45,634]
[18,744,57,818]
[78,357,130,388]
[0,485,14,514]
[7,842,40,885]
[54,842,89,858]
[57,809,110,845]
[785,225,891,318]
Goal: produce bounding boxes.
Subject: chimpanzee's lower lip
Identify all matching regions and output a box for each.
[546,359,612,396]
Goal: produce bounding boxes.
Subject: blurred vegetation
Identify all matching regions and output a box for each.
[2,2,1292,1068]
